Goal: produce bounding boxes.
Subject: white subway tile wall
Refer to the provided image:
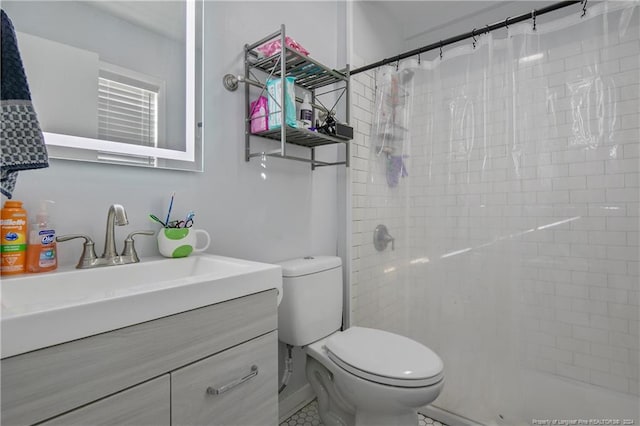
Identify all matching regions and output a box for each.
[351,13,639,401]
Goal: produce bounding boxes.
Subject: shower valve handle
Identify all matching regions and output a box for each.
[374,225,395,252]
[387,235,395,251]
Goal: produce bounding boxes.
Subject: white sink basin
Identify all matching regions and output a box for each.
[1,254,282,358]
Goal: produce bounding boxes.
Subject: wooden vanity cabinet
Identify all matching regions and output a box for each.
[1,289,278,426]
[40,375,171,426]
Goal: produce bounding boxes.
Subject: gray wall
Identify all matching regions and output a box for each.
[3,1,347,411]
[7,1,343,267]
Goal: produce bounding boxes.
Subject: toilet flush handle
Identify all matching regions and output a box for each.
[373,225,395,252]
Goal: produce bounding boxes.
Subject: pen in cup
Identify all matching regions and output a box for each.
[165,192,175,226]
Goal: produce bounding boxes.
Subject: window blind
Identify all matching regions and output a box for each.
[98,77,158,147]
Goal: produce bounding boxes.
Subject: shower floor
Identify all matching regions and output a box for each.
[280,400,447,426]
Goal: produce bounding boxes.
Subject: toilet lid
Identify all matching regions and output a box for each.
[324,327,444,387]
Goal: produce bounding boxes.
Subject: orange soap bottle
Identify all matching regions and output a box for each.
[26,200,57,273]
[1,200,28,275]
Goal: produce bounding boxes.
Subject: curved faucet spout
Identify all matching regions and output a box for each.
[103,204,129,259]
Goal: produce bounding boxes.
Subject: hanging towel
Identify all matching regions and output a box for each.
[1,9,48,199]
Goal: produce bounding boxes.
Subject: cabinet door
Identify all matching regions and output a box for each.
[41,375,170,426]
[172,331,278,426]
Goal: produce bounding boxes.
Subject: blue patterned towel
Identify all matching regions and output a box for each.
[1,9,48,198]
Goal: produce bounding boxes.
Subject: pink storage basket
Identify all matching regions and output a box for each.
[250,96,269,134]
[256,36,309,58]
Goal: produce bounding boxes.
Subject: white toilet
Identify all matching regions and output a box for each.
[277,256,444,426]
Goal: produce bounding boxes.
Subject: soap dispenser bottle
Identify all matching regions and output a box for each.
[26,200,57,273]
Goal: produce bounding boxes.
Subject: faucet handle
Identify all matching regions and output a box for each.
[385,234,395,251]
[56,234,98,269]
[121,230,155,263]
[373,225,395,252]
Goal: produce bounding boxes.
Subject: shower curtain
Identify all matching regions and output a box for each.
[352,2,639,424]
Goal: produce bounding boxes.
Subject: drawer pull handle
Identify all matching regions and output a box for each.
[206,365,258,395]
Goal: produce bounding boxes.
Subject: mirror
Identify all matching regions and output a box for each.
[2,0,203,171]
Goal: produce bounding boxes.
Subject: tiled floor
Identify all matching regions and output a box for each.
[280,400,447,426]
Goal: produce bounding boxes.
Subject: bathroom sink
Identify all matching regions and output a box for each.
[1,254,282,358]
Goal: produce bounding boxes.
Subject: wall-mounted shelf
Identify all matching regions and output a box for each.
[250,49,348,91]
[239,25,351,170]
[253,126,348,148]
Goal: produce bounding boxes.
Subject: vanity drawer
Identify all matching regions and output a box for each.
[172,331,278,426]
[1,289,277,426]
[40,375,170,426]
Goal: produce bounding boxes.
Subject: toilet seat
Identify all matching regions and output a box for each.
[324,327,444,388]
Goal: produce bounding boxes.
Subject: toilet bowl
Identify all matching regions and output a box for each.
[306,327,444,426]
[277,256,444,426]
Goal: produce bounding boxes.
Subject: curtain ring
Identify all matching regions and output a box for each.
[581,0,588,17]
[439,41,443,59]
[396,59,399,71]
[531,9,537,31]
[505,16,509,29]
[472,28,477,49]
[418,52,421,65]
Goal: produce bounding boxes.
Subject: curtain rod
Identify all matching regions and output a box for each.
[350,0,583,75]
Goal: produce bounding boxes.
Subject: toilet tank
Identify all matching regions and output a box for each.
[277,256,343,346]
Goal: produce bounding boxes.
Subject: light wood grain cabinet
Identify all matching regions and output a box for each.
[1,289,278,426]
[172,331,278,426]
[40,375,171,426]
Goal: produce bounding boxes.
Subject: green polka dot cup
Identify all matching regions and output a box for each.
[157,228,211,258]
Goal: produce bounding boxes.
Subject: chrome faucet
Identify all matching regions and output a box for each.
[57,204,154,269]
[102,204,129,262]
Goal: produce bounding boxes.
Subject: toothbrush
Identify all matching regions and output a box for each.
[149,214,167,227]
[165,192,175,226]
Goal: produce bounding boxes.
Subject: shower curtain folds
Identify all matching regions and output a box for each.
[351,2,639,424]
